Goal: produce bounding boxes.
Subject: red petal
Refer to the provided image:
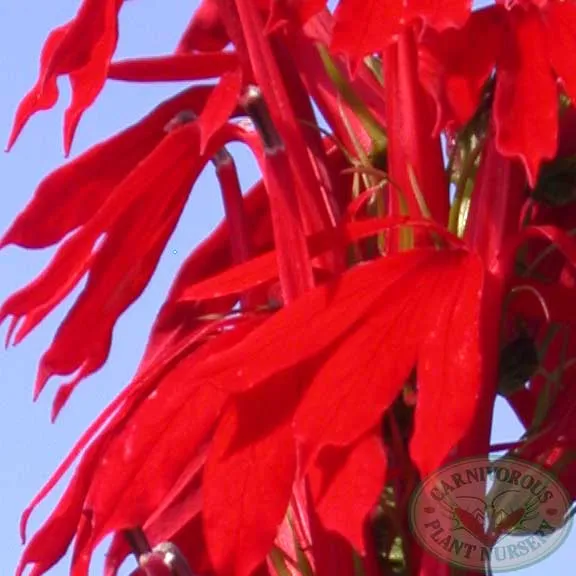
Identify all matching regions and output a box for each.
[23,317,263,575]
[6,25,69,151]
[493,7,557,186]
[19,314,253,564]
[309,429,386,552]
[1,86,218,250]
[83,382,225,545]
[406,0,471,30]
[8,0,122,153]
[418,6,504,130]
[203,375,299,576]
[178,216,458,303]
[197,68,243,154]
[108,53,239,82]
[63,0,121,153]
[332,0,404,56]
[2,125,204,413]
[189,249,443,391]
[293,251,470,461]
[176,0,230,52]
[544,2,576,101]
[16,433,111,576]
[411,252,484,475]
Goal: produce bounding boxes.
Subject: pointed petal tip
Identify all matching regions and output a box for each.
[6,129,20,154]
[19,505,32,545]
[15,558,25,576]
[51,383,73,423]
[33,363,51,402]
[63,114,78,159]
[2,315,19,349]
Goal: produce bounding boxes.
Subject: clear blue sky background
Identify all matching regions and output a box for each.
[0,1,572,575]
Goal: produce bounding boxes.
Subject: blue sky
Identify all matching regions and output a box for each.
[0,1,572,575]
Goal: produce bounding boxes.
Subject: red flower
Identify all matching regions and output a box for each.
[320,0,472,58]
[8,0,124,154]
[6,1,576,576]
[420,1,576,185]
[0,86,254,420]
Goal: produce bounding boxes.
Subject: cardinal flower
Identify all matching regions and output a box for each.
[5,1,576,576]
[0,85,260,420]
[300,0,473,58]
[8,0,125,154]
[420,0,576,185]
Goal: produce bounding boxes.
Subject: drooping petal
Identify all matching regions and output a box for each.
[188,248,442,390]
[20,315,264,576]
[16,431,113,576]
[108,53,239,83]
[543,1,576,101]
[3,124,205,415]
[418,6,504,131]
[384,28,449,228]
[176,0,230,52]
[493,6,557,186]
[203,373,300,576]
[1,86,220,250]
[308,428,386,552]
[6,25,69,151]
[332,0,472,57]
[332,0,404,58]
[82,382,226,546]
[411,252,484,475]
[197,68,243,153]
[293,251,472,463]
[8,0,123,154]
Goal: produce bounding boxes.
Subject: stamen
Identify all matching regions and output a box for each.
[124,527,152,557]
[151,542,195,576]
[164,110,197,133]
[240,85,284,153]
[212,147,233,168]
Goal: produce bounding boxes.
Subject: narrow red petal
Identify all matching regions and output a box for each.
[493,7,557,186]
[203,375,299,576]
[418,6,504,130]
[176,0,230,52]
[1,86,218,250]
[293,251,470,462]
[6,25,69,151]
[309,429,386,552]
[198,68,243,153]
[544,2,576,101]
[16,433,111,576]
[332,0,403,57]
[406,0,471,31]
[411,252,484,475]
[8,0,122,153]
[108,53,239,83]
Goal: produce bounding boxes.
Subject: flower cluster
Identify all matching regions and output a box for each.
[4,1,576,575]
